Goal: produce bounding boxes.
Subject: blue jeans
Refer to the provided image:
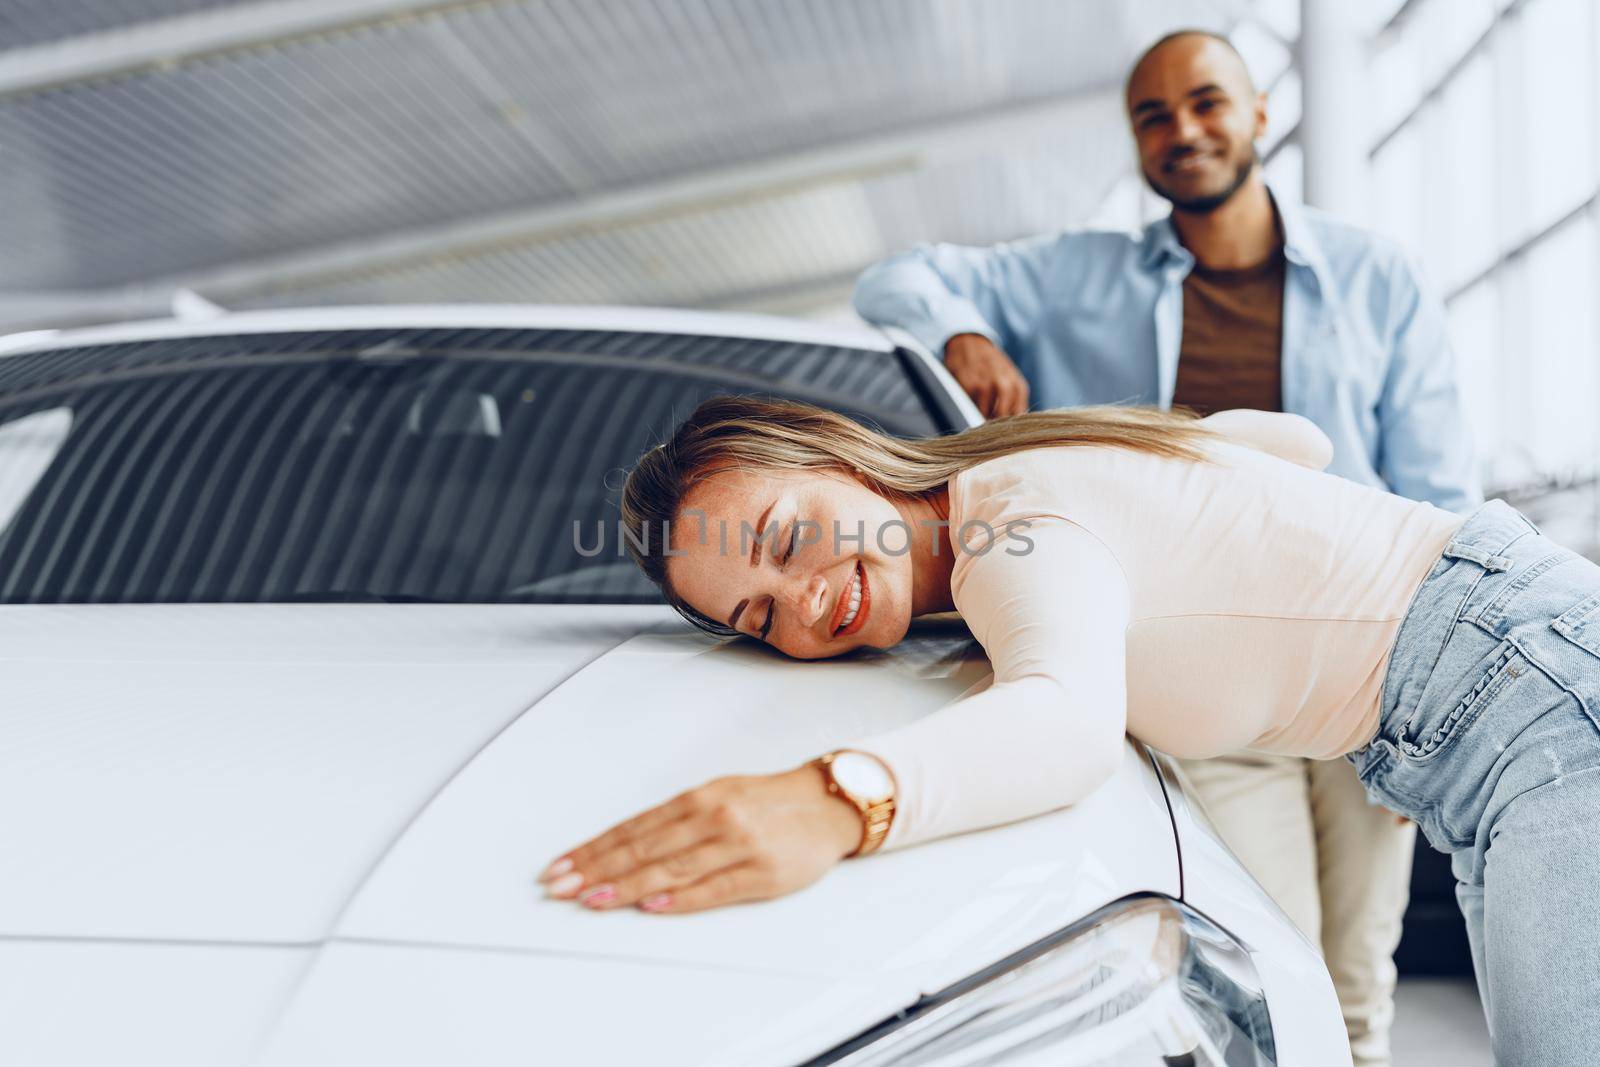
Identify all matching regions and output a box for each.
[1347,499,1600,1064]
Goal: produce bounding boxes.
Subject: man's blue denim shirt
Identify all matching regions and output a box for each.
[852,188,1483,513]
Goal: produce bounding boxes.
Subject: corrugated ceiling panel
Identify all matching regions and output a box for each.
[446,0,1132,187]
[0,0,1231,293]
[220,121,1135,312]
[228,178,884,308]
[0,0,1250,324]
[0,21,582,289]
[863,118,1136,252]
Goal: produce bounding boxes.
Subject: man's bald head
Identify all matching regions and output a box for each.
[1126,30,1258,105]
[1124,30,1268,214]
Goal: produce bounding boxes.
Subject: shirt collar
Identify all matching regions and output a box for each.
[1138,182,1330,285]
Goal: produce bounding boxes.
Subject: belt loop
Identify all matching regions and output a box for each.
[1440,541,1513,572]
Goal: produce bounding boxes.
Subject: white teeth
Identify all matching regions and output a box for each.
[837,566,862,632]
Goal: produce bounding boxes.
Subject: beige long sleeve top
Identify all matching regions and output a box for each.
[845,409,1466,852]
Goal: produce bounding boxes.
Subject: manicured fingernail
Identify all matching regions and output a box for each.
[638,893,672,912]
[539,857,573,883]
[546,872,584,898]
[578,884,616,908]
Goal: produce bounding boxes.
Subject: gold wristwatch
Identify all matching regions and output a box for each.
[808,749,897,857]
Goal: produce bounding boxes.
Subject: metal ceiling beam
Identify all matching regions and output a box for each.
[0,0,480,99]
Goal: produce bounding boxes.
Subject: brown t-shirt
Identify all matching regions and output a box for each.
[1171,247,1288,416]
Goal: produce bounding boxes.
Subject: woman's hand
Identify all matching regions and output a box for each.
[538,764,865,914]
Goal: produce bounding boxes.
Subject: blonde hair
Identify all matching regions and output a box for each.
[621,394,1216,637]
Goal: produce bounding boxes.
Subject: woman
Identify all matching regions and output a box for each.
[539,395,1600,1057]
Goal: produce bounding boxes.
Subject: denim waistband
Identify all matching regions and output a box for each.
[1433,498,1542,574]
[1354,500,1541,776]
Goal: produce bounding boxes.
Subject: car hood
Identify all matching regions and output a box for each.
[0,605,1179,1066]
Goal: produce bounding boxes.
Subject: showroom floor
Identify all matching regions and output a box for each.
[1391,979,1492,1065]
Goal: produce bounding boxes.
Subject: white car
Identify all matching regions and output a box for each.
[0,306,1350,1066]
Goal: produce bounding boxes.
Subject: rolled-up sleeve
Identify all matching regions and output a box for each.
[841,516,1131,851]
[851,235,1056,361]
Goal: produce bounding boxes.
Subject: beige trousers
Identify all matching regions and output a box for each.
[1175,751,1415,1067]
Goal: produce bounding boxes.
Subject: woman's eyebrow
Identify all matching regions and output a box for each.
[747,499,776,567]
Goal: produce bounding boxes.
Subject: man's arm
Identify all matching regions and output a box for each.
[853,236,1057,418]
[1375,256,1484,513]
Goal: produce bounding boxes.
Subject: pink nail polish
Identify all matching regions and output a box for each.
[539,857,573,883]
[578,884,616,907]
[639,893,672,912]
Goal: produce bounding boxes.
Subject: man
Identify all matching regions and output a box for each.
[852,30,1480,1067]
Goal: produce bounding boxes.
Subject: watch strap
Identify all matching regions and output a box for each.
[809,751,896,858]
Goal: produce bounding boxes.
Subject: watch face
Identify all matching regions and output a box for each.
[831,752,894,803]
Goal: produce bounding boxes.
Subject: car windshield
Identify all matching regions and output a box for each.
[0,325,946,604]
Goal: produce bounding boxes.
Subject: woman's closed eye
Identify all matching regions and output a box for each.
[756,519,801,641]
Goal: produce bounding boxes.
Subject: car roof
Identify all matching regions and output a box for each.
[0,304,895,358]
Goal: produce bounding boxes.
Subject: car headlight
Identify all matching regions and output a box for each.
[818,894,1275,1066]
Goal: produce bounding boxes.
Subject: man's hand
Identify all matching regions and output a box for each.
[537,766,864,915]
[945,333,1030,419]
